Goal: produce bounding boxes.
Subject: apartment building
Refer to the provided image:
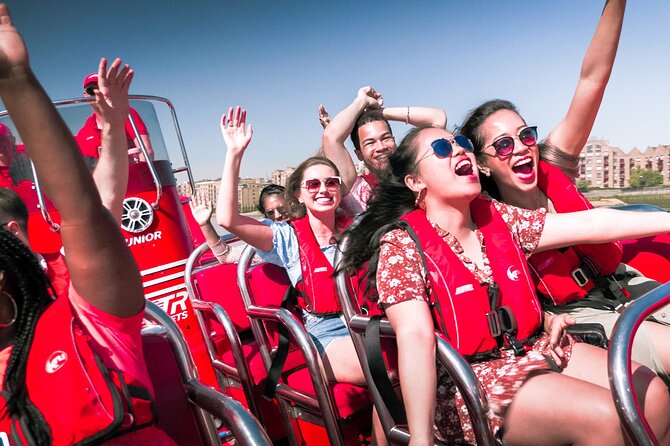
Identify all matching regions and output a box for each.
[577,139,670,188]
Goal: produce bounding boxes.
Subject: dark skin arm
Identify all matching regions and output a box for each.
[0,4,143,317]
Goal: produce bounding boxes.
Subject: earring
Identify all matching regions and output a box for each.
[0,291,18,328]
[414,188,427,210]
[479,166,491,177]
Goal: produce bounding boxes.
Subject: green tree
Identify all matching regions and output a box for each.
[629,166,664,188]
[577,180,590,191]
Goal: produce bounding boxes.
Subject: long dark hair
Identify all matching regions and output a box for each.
[459,99,522,200]
[0,229,53,444]
[284,156,340,220]
[338,126,428,295]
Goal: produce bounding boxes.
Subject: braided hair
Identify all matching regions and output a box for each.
[0,228,53,444]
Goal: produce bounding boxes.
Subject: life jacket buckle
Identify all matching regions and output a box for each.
[486,311,502,338]
[571,267,589,287]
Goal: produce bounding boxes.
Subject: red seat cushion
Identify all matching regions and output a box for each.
[621,234,670,283]
[285,368,372,419]
[196,262,250,331]
[219,340,305,387]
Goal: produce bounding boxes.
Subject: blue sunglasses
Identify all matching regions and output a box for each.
[417,135,474,164]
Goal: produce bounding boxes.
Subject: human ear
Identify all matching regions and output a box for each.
[404,174,425,194]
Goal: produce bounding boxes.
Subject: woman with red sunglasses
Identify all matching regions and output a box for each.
[216,107,386,445]
[340,125,670,445]
[460,0,670,386]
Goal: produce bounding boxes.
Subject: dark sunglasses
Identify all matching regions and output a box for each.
[264,205,287,220]
[486,126,538,156]
[85,86,97,96]
[302,176,341,194]
[417,135,474,164]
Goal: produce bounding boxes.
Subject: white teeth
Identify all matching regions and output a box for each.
[455,159,471,171]
[514,158,532,167]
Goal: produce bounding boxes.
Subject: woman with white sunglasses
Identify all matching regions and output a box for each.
[216,106,386,445]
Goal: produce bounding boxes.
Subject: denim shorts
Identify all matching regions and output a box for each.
[303,312,350,357]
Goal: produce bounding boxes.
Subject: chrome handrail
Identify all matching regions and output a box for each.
[236,244,346,446]
[608,282,670,446]
[0,96,197,221]
[126,110,162,209]
[30,161,60,232]
[184,240,262,421]
[144,301,272,446]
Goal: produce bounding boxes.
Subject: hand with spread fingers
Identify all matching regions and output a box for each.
[220,106,253,157]
[189,191,213,227]
[90,58,132,129]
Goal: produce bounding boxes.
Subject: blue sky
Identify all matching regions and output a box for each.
[4,1,670,180]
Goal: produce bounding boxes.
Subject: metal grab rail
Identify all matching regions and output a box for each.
[144,301,272,446]
[608,282,670,446]
[236,244,348,446]
[334,233,496,446]
[184,240,262,421]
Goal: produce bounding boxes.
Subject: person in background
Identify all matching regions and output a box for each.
[0,4,175,444]
[257,183,288,222]
[76,71,154,161]
[0,123,14,187]
[322,86,446,215]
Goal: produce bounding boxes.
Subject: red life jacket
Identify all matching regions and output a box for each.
[400,197,543,358]
[361,173,379,188]
[529,160,623,306]
[0,296,157,445]
[291,215,345,315]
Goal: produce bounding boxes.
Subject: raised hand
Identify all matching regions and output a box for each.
[189,191,213,227]
[318,104,331,129]
[220,106,253,156]
[90,58,133,128]
[357,86,384,110]
[0,4,29,87]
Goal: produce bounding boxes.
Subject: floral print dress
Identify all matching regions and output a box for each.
[376,200,574,444]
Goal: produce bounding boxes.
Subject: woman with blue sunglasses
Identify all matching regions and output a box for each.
[340,125,670,445]
[460,0,670,386]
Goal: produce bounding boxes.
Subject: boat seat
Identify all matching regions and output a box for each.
[185,243,291,442]
[238,245,374,446]
[143,301,272,446]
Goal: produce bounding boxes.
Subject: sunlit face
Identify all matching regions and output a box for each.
[479,109,539,201]
[296,164,341,216]
[355,121,396,174]
[411,128,480,206]
[262,194,287,222]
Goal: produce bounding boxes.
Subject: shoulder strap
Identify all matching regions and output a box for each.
[263,285,298,399]
[365,315,407,425]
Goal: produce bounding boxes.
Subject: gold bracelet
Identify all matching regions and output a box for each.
[405,106,410,125]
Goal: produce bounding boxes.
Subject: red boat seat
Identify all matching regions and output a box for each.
[286,368,372,419]
[195,261,251,332]
[621,234,670,283]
